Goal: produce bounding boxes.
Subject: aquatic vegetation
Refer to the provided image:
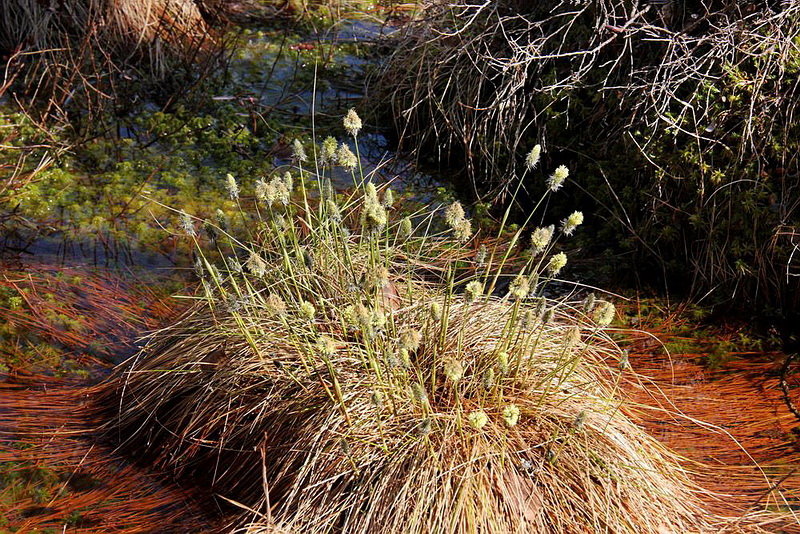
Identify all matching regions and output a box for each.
[0,265,182,378]
[0,11,391,277]
[91,112,780,533]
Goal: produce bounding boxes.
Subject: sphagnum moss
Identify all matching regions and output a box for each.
[96,122,771,534]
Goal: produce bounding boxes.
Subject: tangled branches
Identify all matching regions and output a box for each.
[377,0,800,311]
[378,0,800,194]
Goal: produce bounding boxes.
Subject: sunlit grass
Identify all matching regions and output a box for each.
[97,110,768,533]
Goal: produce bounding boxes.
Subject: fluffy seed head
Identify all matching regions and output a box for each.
[399,348,411,367]
[255,179,268,202]
[548,165,569,192]
[565,326,581,348]
[547,252,568,276]
[343,108,362,137]
[475,244,487,266]
[257,176,290,207]
[317,336,336,356]
[180,210,195,237]
[399,217,412,238]
[362,202,387,233]
[445,201,465,228]
[215,208,228,231]
[299,300,315,321]
[292,139,307,162]
[525,144,542,170]
[593,300,616,326]
[454,219,472,243]
[370,390,383,408]
[265,294,286,317]
[383,188,394,208]
[370,309,387,332]
[227,256,242,273]
[497,351,510,375]
[482,367,495,390]
[326,199,342,222]
[531,225,554,255]
[320,137,338,166]
[411,382,428,404]
[375,267,390,289]
[400,329,422,352]
[443,359,464,383]
[468,410,489,429]
[532,297,546,319]
[225,173,239,200]
[502,404,520,427]
[362,183,387,233]
[246,253,267,277]
[508,274,530,300]
[561,211,584,236]
[337,143,358,171]
[429,301,442,321]
[465,280,483,303]
[365,182,378,201]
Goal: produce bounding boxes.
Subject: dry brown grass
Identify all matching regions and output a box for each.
[92,161,792,532]
[99,299,713,532]
[0,263,215,532]
[0,0,228,125]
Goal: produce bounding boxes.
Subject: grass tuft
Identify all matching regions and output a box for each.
[95,114,783,533]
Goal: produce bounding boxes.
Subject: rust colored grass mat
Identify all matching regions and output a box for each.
[625,331,800,528]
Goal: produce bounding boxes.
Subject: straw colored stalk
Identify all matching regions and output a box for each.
[98,281,730,533]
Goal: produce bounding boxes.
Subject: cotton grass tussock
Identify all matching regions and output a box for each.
[100,290,744,533]
[96,116,778,534]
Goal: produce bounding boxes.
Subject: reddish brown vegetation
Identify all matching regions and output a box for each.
[0,384,213,532]
[2,265,800,531]
[625,333,800,529]
[0,264,215,532]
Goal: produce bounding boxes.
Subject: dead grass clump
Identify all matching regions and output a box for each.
[1,0,214,72]
[97,113,774,532]
[105,300,718,533]
[1,0,227,124]
[375,0,800,194]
